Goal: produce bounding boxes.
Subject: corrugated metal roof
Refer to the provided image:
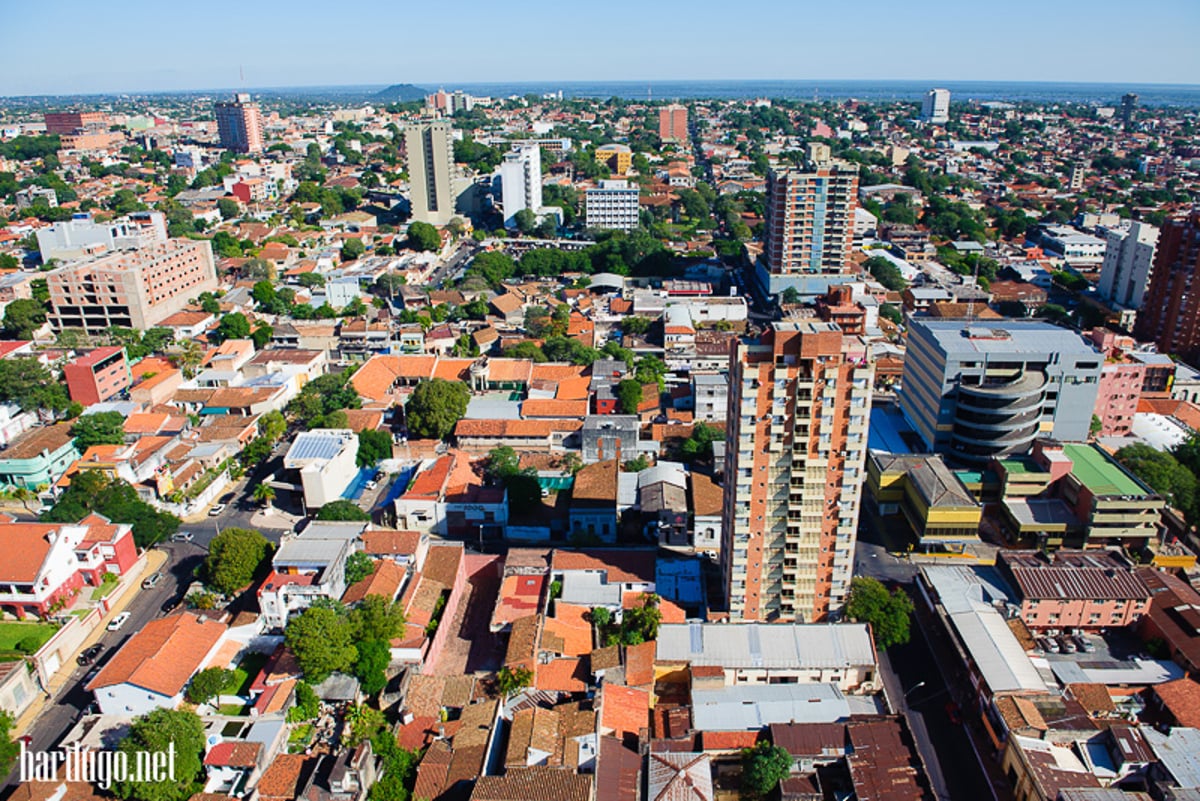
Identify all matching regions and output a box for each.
[656,623,874,670]
[691,684,850,731]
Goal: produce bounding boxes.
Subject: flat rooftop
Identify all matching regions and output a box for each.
[913,319,1097,358]
[1062,444,1147,497]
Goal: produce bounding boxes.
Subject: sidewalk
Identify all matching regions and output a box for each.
[14,548,168,735]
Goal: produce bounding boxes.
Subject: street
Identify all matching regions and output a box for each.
[6,542,205,789]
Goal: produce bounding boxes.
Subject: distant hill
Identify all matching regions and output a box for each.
[374,83,428,102]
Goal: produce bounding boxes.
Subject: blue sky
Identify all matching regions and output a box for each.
[3,0,1198,96]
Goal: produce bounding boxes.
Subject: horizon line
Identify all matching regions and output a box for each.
[4,77,1200,101]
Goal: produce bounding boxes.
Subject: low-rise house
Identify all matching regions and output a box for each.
[283,429,359,511]
[636,461,688,546]
[63,347,132,407]
[0,513,138,619]
[569,460,619,544]
[690,473,723,552]
[656,622,877,691]
[86,612,228,715]
[0,423,79,491]
[997,550,1150,630]
[581,416,639,463]
[258,521,365,628]
[455,419,583,453]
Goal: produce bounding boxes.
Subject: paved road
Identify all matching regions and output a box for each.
[10,542,205,787]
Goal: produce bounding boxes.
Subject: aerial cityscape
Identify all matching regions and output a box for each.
[1,2,1200,801]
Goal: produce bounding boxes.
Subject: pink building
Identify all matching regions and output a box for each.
[997,550,1150,631]
[1088,328,1145,437]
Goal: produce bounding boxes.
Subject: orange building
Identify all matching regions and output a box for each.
[658,104,688,143]
[722,321,874,622]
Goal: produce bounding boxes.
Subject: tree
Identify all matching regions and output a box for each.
[866,256,907,291]
[780,287,801,306]
[405,378,470,440]
[0,711,18,778]
[484,446,520,481]
[113,708,205,801]
[623,455,651,472]
[880,303,903,325]
[204,528,271,595]
[513,208,537,235]
[352,640,390,695]
[0,357,69,414]
[679,423,720,464]
[341,238,365,262]
[1090,415,1103,437]
[287,681,321,722]
[1116,443,1198,524]
[42,470,180,548]
[357,429,392,467]
[186,667,234,705]
[316,500,371,522]
[284,606,358,683]
[406,221,441,252]
[217,198,240,220]
[2,298,46,339]
[845,577,915,649]
[351,594,408,642]
[252,483,276,507]
[250,323,273,350]
[740,742,792,799]
[616,379,643,414]
[70,411,126,448]
[467,251,515,287]
[212,312,251,344]
[621,316,652,336]
[345,551,375,585]
[618,594,662,645]
[503,342,547,362]
[496,666,533,696]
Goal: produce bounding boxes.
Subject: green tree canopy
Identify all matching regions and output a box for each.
[405,378,470,440]
[846,576,915,649]
[740,742,792,799]
[212,312,251,344]
[616,379,643,414]
[42,470,180,548]
[406,221,441,252]
[866,256,907,291]
[341,238,365,262]
[1116,443,1198,524]
[316,500,371,521]
[357,429,392,467]
[2,298,47,339]
[344,551,375,585]
[0,711,18,778]
[71,411,127,449]
[113,708,205,801]
[497,665,534,696]
[352,639,390,695]
[351,594,408,642]
[0,357,69,413]
[284,606,358,683]
[217,197,240,220]
[204,528,272,594]
[185,667,234,705]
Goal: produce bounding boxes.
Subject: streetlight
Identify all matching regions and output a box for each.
[903,681,926,701]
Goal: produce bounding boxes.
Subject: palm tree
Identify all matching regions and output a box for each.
[252,484,275,508]
[177,340,204,378]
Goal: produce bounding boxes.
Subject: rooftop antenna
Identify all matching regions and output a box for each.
[239,65,245,84]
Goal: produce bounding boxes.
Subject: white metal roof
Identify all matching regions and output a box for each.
[691,684,850,731]
[656,622,874,670]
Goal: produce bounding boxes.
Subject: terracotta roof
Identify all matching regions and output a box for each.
[689,473,723,517]
[542,603,594,657]
[1066,683,1115,716]
[597,736,641,801]
[505,706,564,768]
[522,399,589,418]
[600,684,649,739]
[87,613,226,697]
[411,739,452,801]
[531,364,586,382]
[536,657,588,692]
[3,423,74,461]
[552,549,657,585]
[572,460,619,503]
[591,645,621,672]
[341,559,407,605]
[700,730,760,751]
[647,752,712,801]
[491,293,524,314]
[255,754,313,801]
[506,615,541,668]
[432,358,474,382]
[624,640,656,687]
[363,529,423,557]
[203,741,261,768]
[0,522,59,583]
[485,358,533,383]
[472,767,591,801]
[1153,678,1200,728]
[455,419,583,438]
[422,542,463,587]
[341,408,384,433]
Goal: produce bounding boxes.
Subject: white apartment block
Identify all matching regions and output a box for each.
[1098,220,1159,310]
[922,89,950,124]
[36,212,168,262]
[500,145,543,229]
[584,180,639,231]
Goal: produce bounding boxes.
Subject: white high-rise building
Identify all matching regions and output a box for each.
[36,212,168,262]
[1098,221,1159,310]
[922,88,951,124]
[499,145,543,229]
[584,180,639,231]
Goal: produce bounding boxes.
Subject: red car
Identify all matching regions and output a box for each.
[944,701,963,725]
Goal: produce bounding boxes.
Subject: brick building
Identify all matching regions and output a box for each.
[63,346,132,406]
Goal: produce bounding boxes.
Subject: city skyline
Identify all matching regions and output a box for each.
[3,0,1199,96]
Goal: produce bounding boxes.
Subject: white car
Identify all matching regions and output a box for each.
[208,504,227,517]
[107,612,131,632]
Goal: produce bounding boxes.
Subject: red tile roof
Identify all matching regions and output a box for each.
[600,684,649,740]
[87,613,225,697]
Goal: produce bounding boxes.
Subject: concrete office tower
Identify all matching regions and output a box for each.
[722,321,874,622]
[899,319,1103,464]
[406,120,460,226]
[214,93,264,154]
[1069,163,1086,191]
[922,88,951,124]
[1135,211,1200,366]
[659,104,688,142]
[584,180,640,231]
[47,239,219,333]
[760,143,859,299]
[1098,221,1159,311]
[499,145,543,229]
[1121,93,1138,131]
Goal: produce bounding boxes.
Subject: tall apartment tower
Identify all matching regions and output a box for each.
[721,321,874,622]
[214,94,264,154]
[1069,163,1086,191]
[1135,211,1200,366]
[1120,93,1139,131]
[921,88,951,124]
[1098,221,1159,311]
[659,104,688,143]
[405,120,458,226]
[499,145,543,229]
[760,143,859,299]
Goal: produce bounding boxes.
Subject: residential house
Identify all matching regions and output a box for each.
[0,423,79,492]
[258,521,365,628]
[569,460,619,544]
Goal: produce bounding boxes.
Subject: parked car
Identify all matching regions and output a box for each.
[141,572,163,590]
[171,531,194,543]
[76,644,103,666]
[161,597,181,615]
[1074,635,1096,653]
[1039,636,1060,654]
[365,481,378,492]
[1058,636,1077,654]
[106,612,131,632]
[208,503,226,517]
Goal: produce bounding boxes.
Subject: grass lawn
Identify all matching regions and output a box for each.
[0,622,57,652]
[218,703,247,716]
[223,651,269,696]
[90,574,120,601]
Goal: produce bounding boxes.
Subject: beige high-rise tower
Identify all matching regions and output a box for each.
[405,120,458,226]
[721,321,874,622]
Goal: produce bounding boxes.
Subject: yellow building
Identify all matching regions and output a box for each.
[866,452,981,548]
[595,144,632,176]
